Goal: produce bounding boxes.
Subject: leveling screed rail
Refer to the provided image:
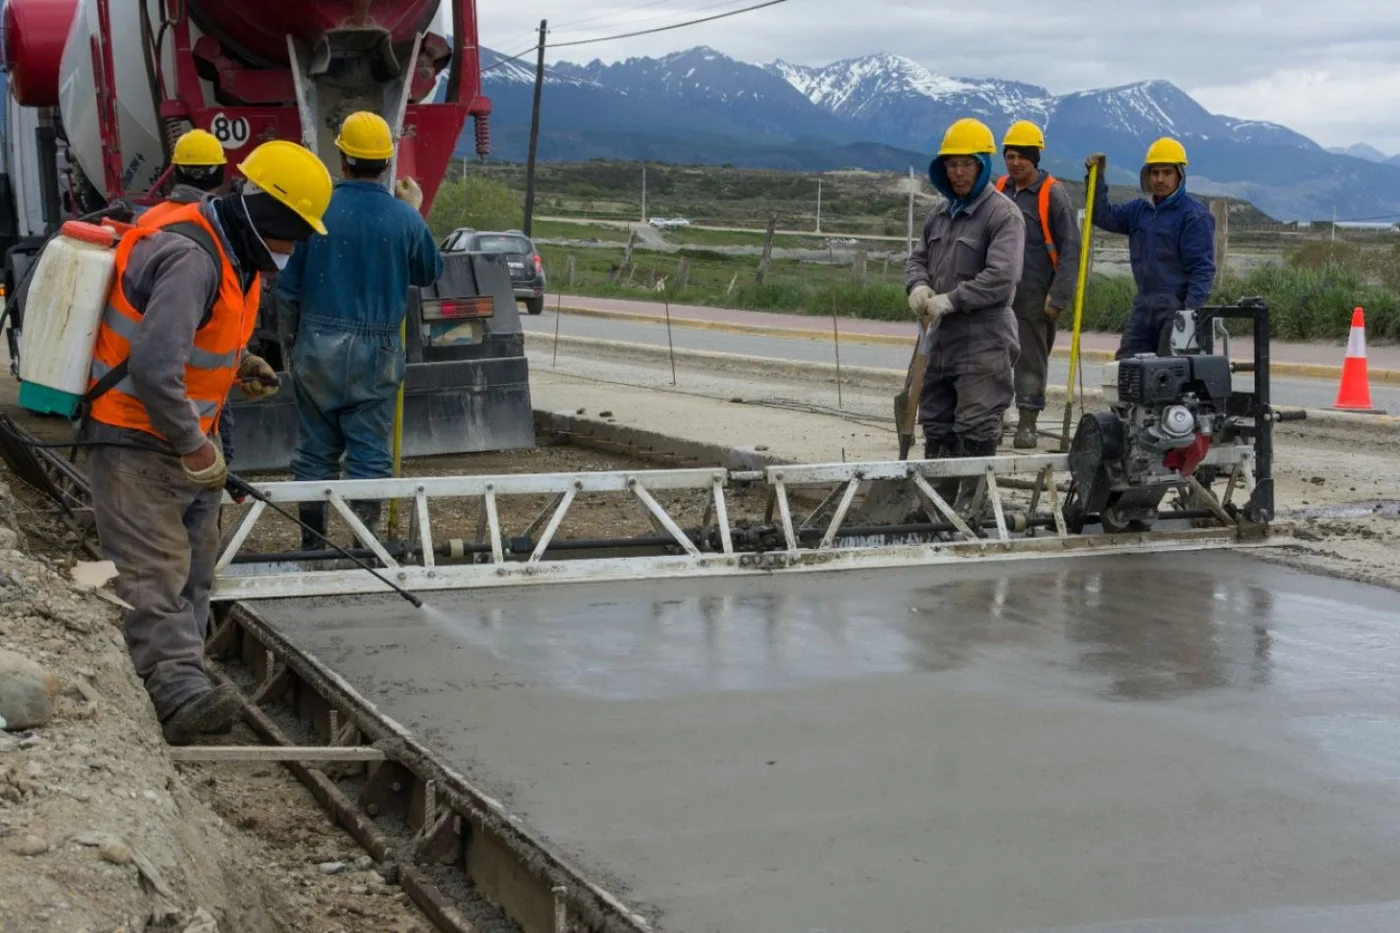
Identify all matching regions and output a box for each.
[213,444,1265,602]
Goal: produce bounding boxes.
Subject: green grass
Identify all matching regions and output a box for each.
[538,243,1400,341]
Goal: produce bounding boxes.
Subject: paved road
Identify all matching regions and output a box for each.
[522,310,1398,412]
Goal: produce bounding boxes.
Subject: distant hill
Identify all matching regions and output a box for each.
[465,45,1400,222]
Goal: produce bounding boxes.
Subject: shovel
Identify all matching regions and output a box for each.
[895,317,936,460]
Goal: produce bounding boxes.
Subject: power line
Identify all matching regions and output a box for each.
[550,0,691,35]
[481,44,542,74]
[547,0,789,49]
[549,0,757,40]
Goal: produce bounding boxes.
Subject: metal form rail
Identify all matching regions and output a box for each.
[215,444,1262,602]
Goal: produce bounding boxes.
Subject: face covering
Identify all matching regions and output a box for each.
[239,194,285,275]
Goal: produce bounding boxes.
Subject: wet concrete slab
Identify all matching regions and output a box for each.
[258,553,1400,933]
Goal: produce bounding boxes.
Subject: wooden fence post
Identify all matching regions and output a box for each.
[756,213,777,285]
[1211,199,1230,289]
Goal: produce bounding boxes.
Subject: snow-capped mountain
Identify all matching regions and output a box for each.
[552,47,847,140]
[474,45,1400,221]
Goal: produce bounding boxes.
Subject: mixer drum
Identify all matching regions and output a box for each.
[187,0,441,66]
[58,0,175,200]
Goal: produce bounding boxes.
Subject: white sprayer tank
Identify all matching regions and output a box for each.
[17,222,119,415]
[57,0,193,199]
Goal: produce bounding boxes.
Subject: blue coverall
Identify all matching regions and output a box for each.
[1091,172,1216,358]
[277,180,443,483]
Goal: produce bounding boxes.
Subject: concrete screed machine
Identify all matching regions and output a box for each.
[0,0,533,470]
[202,300,1295,604]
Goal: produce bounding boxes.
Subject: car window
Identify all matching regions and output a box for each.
[470,235,534,254]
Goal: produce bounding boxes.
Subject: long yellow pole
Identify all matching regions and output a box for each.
[387,318,407,536]
[1059,161,1100,453]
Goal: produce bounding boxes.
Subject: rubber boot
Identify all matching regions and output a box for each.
[351,500,383,544]
[923,436,961,507]
[955,437,999,518]
[298,502,327,552]
[1013,408,1040,450]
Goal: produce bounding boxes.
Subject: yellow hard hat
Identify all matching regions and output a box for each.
[237,141,333,236]
[172,129,226,167]
[938,118,997,157]
[1145,137,1188,166]
[1002,120,1045,150]
[334,111,395,161]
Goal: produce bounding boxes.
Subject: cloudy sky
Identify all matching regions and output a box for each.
[442,0,1400,153]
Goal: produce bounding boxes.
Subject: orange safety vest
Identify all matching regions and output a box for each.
[995,174,1061,268]
[87,202,260,441]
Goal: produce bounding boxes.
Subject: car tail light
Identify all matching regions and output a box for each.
[422,296,494,320]
[532,254,543,274]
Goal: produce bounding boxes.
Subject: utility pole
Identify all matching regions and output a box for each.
[522,19,547,236]
[906,166,916,256]
[815,177,822,234]
[641,164,647,222]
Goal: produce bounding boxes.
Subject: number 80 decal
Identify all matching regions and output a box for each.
[208,113,251,148]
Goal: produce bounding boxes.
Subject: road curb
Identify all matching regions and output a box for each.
[549,301,1400,387]
[525,331,1400,438]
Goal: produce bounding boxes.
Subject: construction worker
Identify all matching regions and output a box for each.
[996,121,1081,449]
[83,141,332,744]
[139,129,228,227]
[277,111,443,548]
[141,129,239,463]
[1087,139,1216,358]
[906,117,1025,468]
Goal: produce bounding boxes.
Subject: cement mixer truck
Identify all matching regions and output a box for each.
[0,0,534,469]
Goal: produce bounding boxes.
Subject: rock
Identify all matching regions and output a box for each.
[0,677,53,730]
[181,908,218,933]
[598,410,613,418]
[0,528,17,552]
[0,648,60,698]
[99,837,134,865]
[349,884,369,897]
[354,855,374,871]
[318,861,346,875]
[12,834,48,856]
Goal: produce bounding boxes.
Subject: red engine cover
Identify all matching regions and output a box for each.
[187,0,439,67]
[2,0,80,107]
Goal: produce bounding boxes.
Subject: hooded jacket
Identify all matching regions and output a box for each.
[1091,168,1216,314]
[904,153,1026,372]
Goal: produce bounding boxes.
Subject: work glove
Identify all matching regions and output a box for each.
[908,284,935,318]
[1085,153,1107,173]
[926,292,955,321]
[396,177,424,211]
[236,354,279,400]
[182,440,227,492]
[1045,298,1062,321]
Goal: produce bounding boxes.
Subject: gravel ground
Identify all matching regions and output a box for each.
[0,475,437,932]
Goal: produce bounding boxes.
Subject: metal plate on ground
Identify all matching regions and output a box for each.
[256,553,1400,933]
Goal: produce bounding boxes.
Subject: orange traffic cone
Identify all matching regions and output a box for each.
[1333,307,1382,413]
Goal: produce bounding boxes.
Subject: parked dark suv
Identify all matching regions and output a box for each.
[442,228,546,314]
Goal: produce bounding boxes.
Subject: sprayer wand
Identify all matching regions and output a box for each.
[224,474,423,608]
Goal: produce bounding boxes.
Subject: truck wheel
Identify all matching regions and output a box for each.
[526,296,545,315]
